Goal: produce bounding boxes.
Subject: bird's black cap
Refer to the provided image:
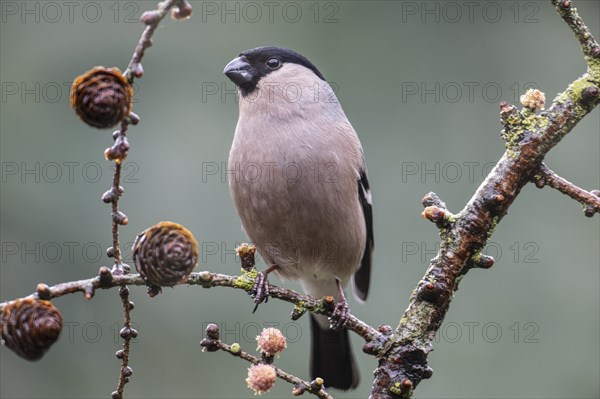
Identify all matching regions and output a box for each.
[224,46,326,96]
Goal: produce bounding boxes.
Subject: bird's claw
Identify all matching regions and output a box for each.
[250,270,270,312]
[329,298,350,331]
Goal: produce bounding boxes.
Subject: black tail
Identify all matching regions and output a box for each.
[310,315,359,390]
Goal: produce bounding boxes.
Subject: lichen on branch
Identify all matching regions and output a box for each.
[368,1,600,397]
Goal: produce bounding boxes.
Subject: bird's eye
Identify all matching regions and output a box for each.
[266,57,281,69]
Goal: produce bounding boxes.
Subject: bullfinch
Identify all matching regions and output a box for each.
[224,46,373,390]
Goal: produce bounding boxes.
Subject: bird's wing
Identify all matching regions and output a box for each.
[353,169,373,302]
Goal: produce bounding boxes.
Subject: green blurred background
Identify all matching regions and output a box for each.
[1,1,598,398]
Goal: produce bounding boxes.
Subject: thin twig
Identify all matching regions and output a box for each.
[533,163,600,216]
[111,162,123,265]
[551,0,600,60]
[0,270,380,344]
[111,146,130,399]
[109,83,133,399]
[107,2,188,397]
[124,0,182,84]
[114,286,134,399]
[203,339,333,399]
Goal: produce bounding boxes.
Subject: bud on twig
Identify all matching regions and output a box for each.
[113,211,129,226]
[99,266,113,284]
[35,283,51,300]
[171,0,193,20]
[140,10,161,25]
[581,86,599,106]
[104,135,130,162]
[236,243,256,271]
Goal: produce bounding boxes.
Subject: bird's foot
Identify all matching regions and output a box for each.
[329,297,350,331]
[249,265,278,313]
[328,277,350,330]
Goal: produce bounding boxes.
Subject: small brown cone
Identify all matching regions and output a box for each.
[70,66,133,129]
[1,298,63,361]
[133,222,199,287]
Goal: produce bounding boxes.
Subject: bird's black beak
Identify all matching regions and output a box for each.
[223,56,253,87]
